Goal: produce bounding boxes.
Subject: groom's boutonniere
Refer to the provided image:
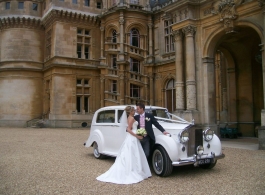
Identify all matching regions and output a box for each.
[145,117,150,121]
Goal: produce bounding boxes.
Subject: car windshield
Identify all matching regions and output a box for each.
[145,109,169,119]
[118,108,169,123]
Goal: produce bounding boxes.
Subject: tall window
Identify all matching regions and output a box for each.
[111,55,117,69]
[130,28,139,47]
[76,78,90,113]
[76,28,90,59]
[96,1,102,8]
[111,80,117,93]
[84,0,90,6]
[130,84,140,98]
[164,20,174,53]
[72,0,78,4]
[18,2,24,9]
[112,30,117,43]
[166,79,175,113]
[32,3,38,11]
[5,2,10,9]
[130,58,140,73]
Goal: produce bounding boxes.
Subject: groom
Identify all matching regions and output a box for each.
[134,102,169,158]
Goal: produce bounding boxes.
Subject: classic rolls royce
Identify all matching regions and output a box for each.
[84,105,225,177]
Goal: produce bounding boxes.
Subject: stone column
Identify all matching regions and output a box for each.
[202,57,215,125]
[100,77,105,107]
[119,69,125,105]
[119,11,125,61]
[182,25,196,110]
[148,23,153,56]
[149,73,154,105]
[100,26,104,58]
[172,30,185,110]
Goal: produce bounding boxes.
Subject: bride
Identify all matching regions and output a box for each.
[96,106,152,184]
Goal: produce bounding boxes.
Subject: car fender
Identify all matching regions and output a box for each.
[204,134,222,155]
[85,129,105,153]
[155,135,179,162]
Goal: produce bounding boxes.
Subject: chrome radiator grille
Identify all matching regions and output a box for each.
[187,128,203,157]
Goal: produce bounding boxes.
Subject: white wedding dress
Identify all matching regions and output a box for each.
[96,121,152,184]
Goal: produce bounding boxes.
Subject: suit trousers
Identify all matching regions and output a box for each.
[140,135,150,158]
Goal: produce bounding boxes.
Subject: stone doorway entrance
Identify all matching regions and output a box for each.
[214,27,263,137]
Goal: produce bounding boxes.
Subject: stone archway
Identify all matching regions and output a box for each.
[213,27,263,137]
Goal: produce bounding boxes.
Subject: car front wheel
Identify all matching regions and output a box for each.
[152,145,173,177]
[93,142,106,159]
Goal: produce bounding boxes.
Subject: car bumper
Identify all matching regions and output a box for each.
[172,152,225,166]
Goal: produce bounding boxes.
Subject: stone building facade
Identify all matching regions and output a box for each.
[0,0,264,138]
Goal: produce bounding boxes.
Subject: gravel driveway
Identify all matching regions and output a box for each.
[0,127,264,195]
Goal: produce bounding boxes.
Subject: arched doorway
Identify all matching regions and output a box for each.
[165,79,175,113]
[214,27,263,137]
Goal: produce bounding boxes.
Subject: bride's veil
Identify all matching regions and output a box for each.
[119,110,128,132]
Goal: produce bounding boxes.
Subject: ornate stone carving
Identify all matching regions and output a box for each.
[182,25,196,36]
[211,0,238,32]
[0,17,43,30]
[119,18,124,25]
[172,30,182,42]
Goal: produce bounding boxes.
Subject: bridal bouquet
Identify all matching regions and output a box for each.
[136,128,147,136]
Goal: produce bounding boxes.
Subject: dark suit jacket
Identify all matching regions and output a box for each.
[134,112,165,141]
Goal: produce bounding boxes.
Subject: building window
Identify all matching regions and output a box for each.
[32,3,38,11]
[164,20,174,53]
[166,79,176,113]
[76,78,90,113]
[111,80,117,93]
[111,55,117,69]
[130,28,139,47]
[43,1,46,9]
[73,0,78,4]
[130,58,140,73]
[84,0,90,6]
[96,1,102,9]
[18,2,24,9]
[130,84,140,98]
[112,30,117,43]
[59,0,64,1]
[5,2,10,9]
[45,29,52,60]
[130,0,139,4]
[76,28,91,59]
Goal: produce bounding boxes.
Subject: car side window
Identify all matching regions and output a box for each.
[118,110,124,123]
[96,110,115,123]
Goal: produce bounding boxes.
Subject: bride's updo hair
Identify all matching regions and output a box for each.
[124,106,134,117]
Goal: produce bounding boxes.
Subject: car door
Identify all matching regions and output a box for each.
[95,109,125,155]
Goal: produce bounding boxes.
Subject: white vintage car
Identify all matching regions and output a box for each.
[84,105,225,177]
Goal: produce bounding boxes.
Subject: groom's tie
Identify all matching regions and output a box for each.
[140,114,145,128]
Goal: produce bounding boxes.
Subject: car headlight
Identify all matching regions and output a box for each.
[178,129,189,143]
[203,128,214,142]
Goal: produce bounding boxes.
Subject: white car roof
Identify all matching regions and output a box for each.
[97,105,167,111]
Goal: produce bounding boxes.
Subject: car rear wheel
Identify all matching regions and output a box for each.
[93,142,106,159]
[152,145,173,177]
[199,160,217,169]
